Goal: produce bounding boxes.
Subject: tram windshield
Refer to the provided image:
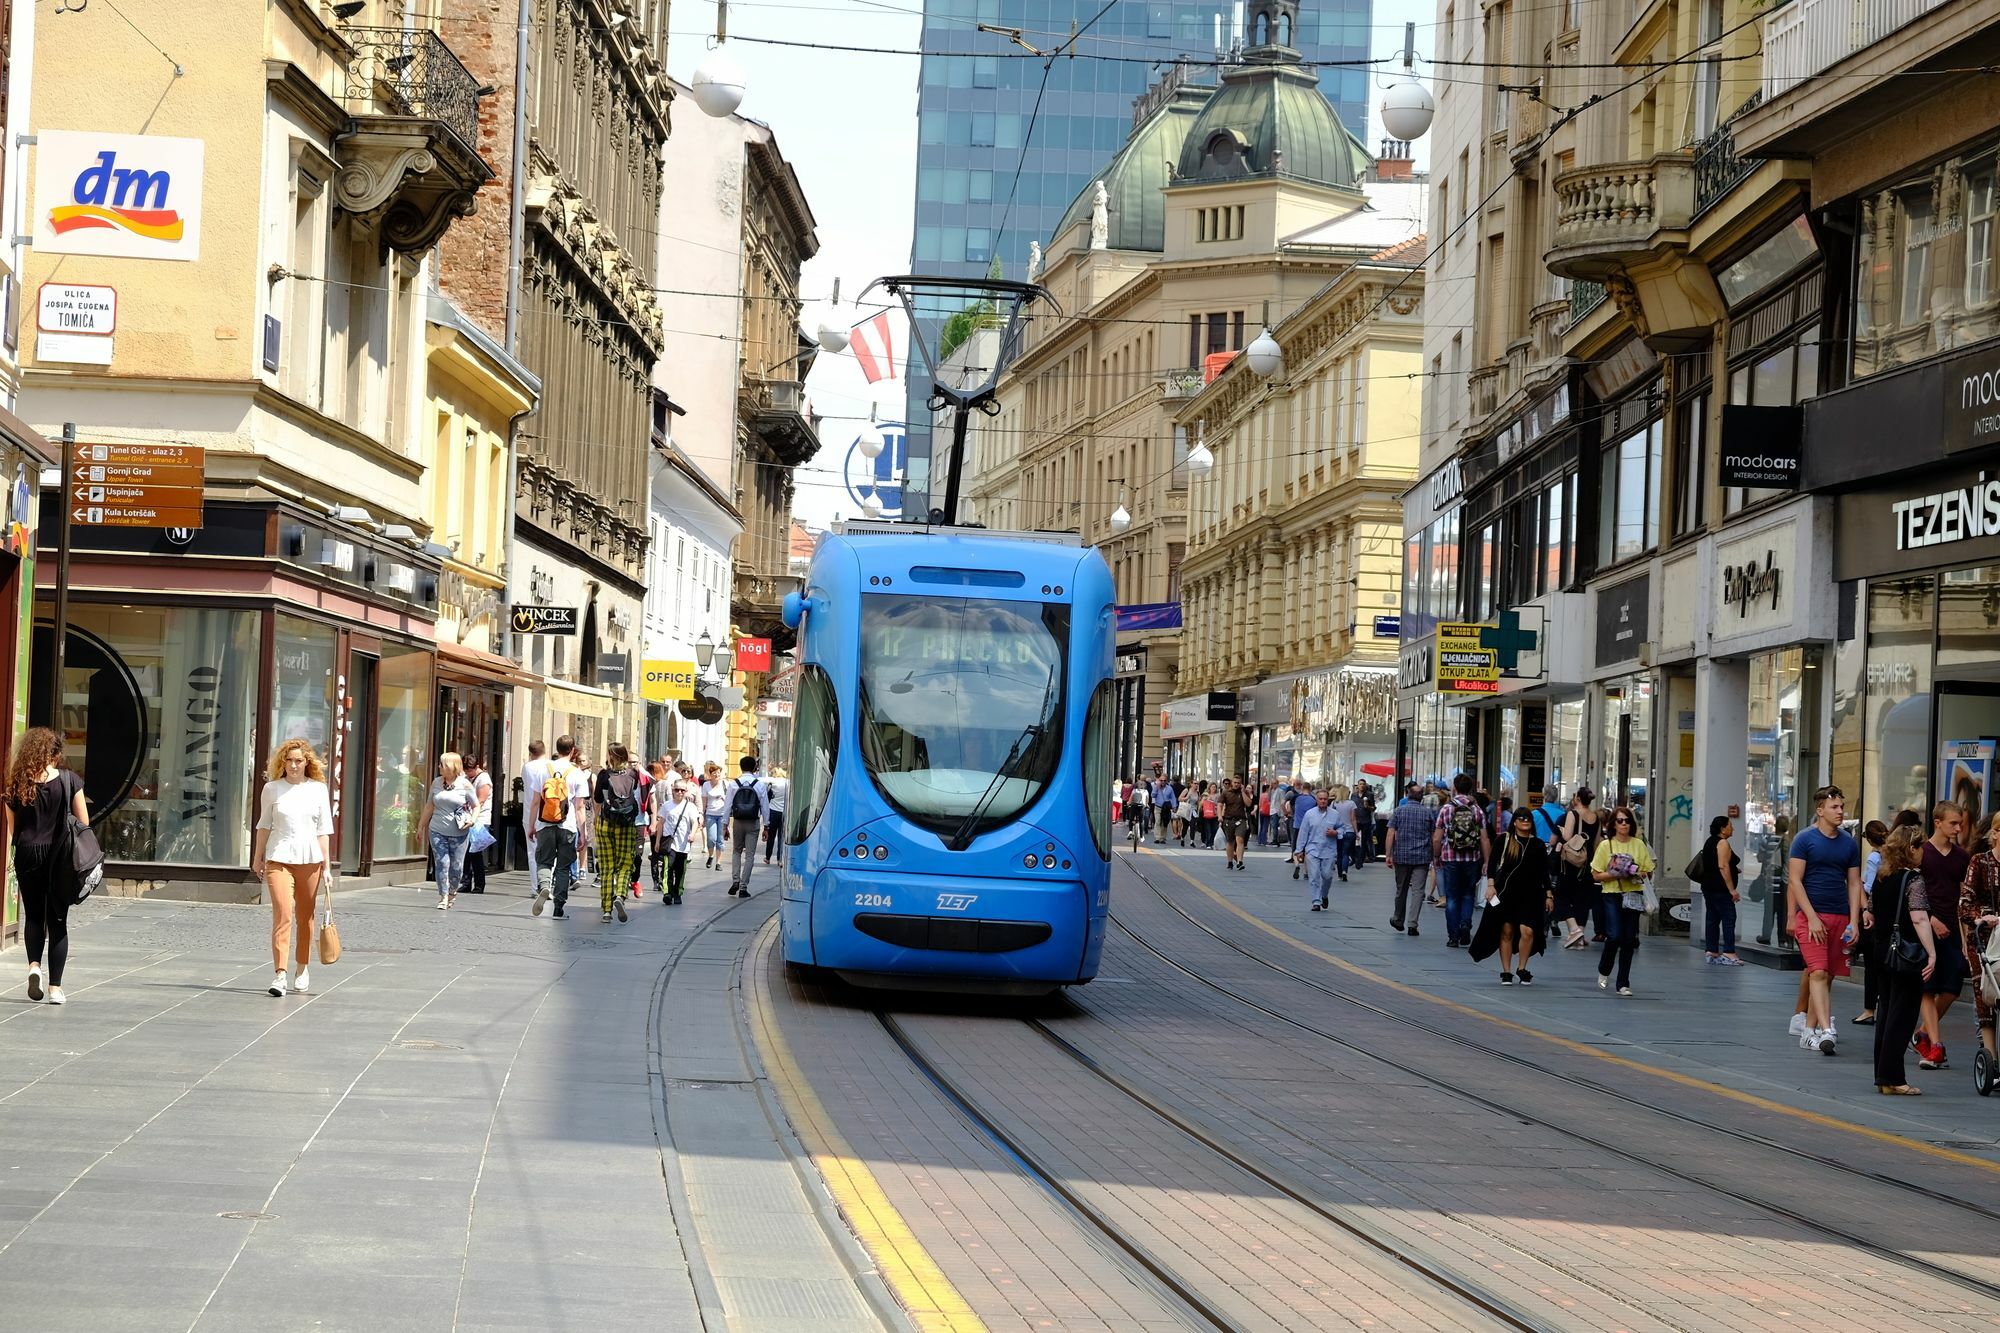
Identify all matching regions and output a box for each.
[857,594,1069,839]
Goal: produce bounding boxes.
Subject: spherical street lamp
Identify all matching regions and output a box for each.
[816,316,850,354]
[1109,502,1131,533]
[690,45,746,118]
[1184,441,1214,477]
[856,421,885,460]
[1245,326,1284,379]
[1380,79,1435,143]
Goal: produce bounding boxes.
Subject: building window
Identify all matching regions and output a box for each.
[1197,205,1246,242]
[1969,162,1997,309]
[1598,417,1662,568]
[1672,385,1707,538]
[1900,186,1933,327]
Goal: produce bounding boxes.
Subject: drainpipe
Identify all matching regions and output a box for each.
[500,0,532,666]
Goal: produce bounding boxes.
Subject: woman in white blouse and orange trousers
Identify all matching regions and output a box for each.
[250,738,335,998]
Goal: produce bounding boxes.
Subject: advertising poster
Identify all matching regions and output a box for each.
[1941,738,1996,822]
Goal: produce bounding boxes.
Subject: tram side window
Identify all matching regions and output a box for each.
[1083,679,1114,859]
[787,665,838,843]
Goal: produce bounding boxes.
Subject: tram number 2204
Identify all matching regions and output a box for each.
[853,892,892,908]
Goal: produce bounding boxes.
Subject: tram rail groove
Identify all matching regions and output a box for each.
[872,1011,1240,1332]
[1113,854,2000,1306]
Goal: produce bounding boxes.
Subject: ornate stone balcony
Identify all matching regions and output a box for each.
[1468,364,1504,422]
[1547,156,1695,282]
[336,27,492,256]
[744,378,820,467]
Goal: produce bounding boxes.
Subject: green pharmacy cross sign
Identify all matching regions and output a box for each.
[1480,611,1539,671]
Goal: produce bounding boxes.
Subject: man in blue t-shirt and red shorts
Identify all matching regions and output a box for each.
[1786,785,1867,1056]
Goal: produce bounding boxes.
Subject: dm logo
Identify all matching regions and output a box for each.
[845,422,908,519]
[35,131,205,262]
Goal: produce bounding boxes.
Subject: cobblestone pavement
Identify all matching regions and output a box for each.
[0,860,888,1333]
[758,844,2000,1332]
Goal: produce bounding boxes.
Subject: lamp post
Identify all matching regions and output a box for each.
[694,630,715,670]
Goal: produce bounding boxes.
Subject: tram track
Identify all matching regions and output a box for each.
[876,1008,1544,1332]
[1111,852,2000,1305]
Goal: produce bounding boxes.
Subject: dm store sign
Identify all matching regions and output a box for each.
[34,131,204,262]
[845,422,908,519]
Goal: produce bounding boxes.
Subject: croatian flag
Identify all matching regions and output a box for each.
[848,311,900,384]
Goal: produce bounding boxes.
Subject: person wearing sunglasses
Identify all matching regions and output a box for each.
[1785,785,1866,1056]
[1590,806,1654,995]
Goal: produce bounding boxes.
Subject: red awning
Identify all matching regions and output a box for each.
[1361,759,1398,778]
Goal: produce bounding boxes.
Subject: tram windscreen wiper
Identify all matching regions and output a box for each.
[945,664,1056,852]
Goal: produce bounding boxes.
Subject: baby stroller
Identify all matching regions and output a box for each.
[1975,921,2000,1096]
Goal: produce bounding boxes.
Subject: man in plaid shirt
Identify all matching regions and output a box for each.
[1431,773,1492,949]
[1384,783,1437,936]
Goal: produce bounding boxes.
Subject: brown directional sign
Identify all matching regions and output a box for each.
[69,442,204,528]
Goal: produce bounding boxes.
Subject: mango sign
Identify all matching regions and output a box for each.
[641,660,698,702]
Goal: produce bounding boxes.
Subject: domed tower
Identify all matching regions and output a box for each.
[1175,0,1370,188]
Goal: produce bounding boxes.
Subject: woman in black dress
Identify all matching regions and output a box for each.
[1474,806,1551,985]
[2,727,91,1005]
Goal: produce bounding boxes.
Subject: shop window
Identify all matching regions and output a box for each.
[271,614,340,758]
[1861,577,1936,825]
[1673,387,1707,538]
[372,642,435,861]
[1742,648,1816,920]
[35,604,261,866]
[1936,565,2000,672]
[1541,475,1570,594]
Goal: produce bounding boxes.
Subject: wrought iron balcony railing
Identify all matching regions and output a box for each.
[1692,92,1765,217]
[1567,280,1607,327]
[344,26,483,156]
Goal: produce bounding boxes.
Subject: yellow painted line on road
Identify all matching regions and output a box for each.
[746,921,989,1333]
[1142,852,2000,1176]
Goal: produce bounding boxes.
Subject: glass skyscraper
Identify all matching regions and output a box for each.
[901,0,1374,511]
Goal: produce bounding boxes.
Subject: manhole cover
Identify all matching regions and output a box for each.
[218,1211,277,1221]
[395,1039,462,1052]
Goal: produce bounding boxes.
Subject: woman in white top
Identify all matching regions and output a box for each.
[656,780,700,905]
[251,739,335,997]
[420,752,478,910]
[461,755,494,893]
[700,762,730,870]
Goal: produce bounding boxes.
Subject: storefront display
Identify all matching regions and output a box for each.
[373,643,434,862]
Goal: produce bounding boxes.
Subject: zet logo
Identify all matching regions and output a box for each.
[845,422,908,519]
[935,893,978,912]
[36,131,205,262]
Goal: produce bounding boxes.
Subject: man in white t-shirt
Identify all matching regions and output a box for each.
[527,735,592,919]
[727,756,770,897]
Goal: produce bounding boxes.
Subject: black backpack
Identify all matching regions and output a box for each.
[730,778,762,820]
[602,768,640,823]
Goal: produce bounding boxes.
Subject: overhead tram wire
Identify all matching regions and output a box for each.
[990,0,1120,265]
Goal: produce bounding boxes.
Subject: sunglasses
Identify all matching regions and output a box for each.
[1813,786,1844,802]
[1614,815,1635,825]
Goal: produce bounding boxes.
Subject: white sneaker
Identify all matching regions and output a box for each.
[532,886,550,917]
[1597,974,1609,990]
[1799,1027,1818,1050]
[269,973,288,997]
[45,986,65,1006]
[1816,1028,1837,1056]
[292,968,310,995]
[1788,1012,1808,1038]
[435,897,449,910]
[1617,986,1634,997]
[26,966,43,1003]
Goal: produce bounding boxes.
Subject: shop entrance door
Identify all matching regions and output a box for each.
[1933,682,2000,824]
[338,650,378,876]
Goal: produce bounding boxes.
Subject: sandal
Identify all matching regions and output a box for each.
[1875,1084,1922,1096]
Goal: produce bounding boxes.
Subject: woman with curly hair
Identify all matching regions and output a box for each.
[251,738,334,997]
[2,727,90,1004]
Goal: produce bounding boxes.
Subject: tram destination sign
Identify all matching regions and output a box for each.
[69,441,204,528]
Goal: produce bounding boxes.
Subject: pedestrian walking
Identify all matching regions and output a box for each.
[1473,806,1549,984]
[626,760,654,899]
[1329,784,1359,880]
[250,738,334,997]
[1591,806,1654,996]
[700,762,730,869]
[1355,781,1379,864]
[727,756,770,896]
[1554,788,1605,948]
[1385,782,1435,937]
[1296,790,1339,911]
[1256,781,1273,847]
[593,743,643,923]
[1198,782,1219,849]
[656,778,698,905]
[1289,781,1315,879]
[763,767,790,863]
[1125,776,1152,844]
[1783,785,1865,1055]
[1150,774,1173,843]
[461,755,494,894]
[4,729,89,1006]
[1696,814,1744,966]
[1111,776,1125,827]
[1431,774,1492,949]
[527,735,590,919]
[1873,824,1938,1095]
[1917,800,1969,1069]
[1219,776,1252,869]
[1853,820,1890,1024]
[421,752,477,910]
[1958,813,2000,1065]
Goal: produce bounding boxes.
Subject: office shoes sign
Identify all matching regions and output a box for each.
[34,131,205,261]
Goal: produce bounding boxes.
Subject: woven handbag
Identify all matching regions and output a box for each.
[318,866,342,965]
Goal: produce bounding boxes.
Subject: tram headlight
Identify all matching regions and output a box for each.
[1042,855,1057,869]
[873,844,888,861]
[1023,854,1038,869]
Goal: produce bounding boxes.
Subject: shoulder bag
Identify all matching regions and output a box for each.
[1883,870,1928,976]
[318,865,342,965]
[1684,841,1709,884]
[63,773,103,904]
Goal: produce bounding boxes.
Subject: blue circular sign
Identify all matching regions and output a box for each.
[844,422,908,519]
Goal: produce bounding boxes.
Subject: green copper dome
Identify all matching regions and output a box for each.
[1053,80,1213,253]
[1174,61,1369,189]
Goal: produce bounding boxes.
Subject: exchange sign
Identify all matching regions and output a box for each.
[1436,621,1501,695]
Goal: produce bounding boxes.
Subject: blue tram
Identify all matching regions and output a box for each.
[777,523,1116,992]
